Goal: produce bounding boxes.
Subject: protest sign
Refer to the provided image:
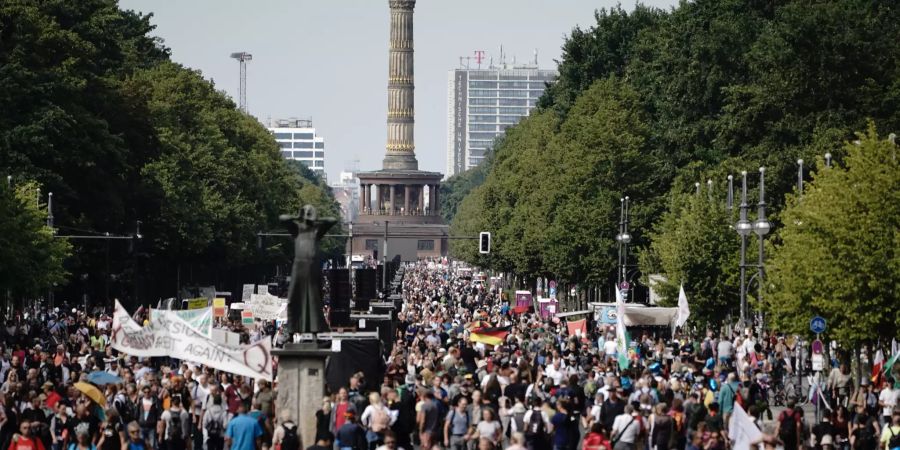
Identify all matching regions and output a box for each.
[213,298,226,318]
[186,298,208,310]
[249,294,286,321]
[229,302,246,310]
[241,284,254,302]
[241,310,254,326]
[149,308,213,337]
[111,300,272,381]
[257,284,268,296]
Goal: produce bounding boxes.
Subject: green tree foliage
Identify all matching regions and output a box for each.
[0,181,71,300]
[439,150,493,223]
[0,0,340,302]
[450,0,900,315]
[641,190,740,327]
[764,127,899,345]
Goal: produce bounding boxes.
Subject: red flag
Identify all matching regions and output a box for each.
[566,318,588,342]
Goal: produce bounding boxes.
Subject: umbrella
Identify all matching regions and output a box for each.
[86,371,123,386]
[74,381,106,406]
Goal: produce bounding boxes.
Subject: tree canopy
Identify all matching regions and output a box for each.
[0,0,340,306]
[448,0,900,326]
[764,126,899,344]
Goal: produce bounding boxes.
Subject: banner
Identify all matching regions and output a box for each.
[111,300,272,381]
[675,284,690,329]
[249,294,286,321]
[149,308,213,337]
[241,310,254,326]
[186,298,208,310]
[514,291,532,314]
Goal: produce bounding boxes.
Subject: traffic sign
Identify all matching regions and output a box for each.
[810,316,826,334]
[620,281,630,290]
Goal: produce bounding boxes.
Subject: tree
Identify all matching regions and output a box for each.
[0,180,71,302]
[641,189,740,327]
[764,125,899,345]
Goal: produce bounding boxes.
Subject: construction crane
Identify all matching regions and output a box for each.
[230,52,252,112]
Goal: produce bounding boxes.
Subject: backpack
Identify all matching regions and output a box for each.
[853,418,876,450]
[205,406,225,438]
[167,409,184,442]
[887,426,900,450]
[779,411,798,444]
[280,422,300,450]
[508,411,525,438]
[371,406,390,433]
[525,410,547,442]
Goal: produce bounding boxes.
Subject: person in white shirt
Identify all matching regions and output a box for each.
[878,383,898,425]
[611,405,642,450]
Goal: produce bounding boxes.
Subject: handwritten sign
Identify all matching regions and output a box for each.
[112,300,272,381]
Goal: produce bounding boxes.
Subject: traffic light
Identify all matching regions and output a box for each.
[479,231,491,254]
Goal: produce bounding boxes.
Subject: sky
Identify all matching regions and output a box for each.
[118,0,677,181]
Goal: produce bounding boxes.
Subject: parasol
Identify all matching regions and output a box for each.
[74,381,106,406]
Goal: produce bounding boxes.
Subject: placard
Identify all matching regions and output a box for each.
[241,284,254,302]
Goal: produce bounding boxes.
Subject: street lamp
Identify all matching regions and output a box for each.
[797,159,804,200]
[753,167,770,318]
[616,196,632,294]
[735,171,752,327]
[824,152,832,168]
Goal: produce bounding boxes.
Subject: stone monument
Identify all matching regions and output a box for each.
[273,205,336,448]
[353,0,450,262]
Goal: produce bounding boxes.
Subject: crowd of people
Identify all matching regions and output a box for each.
[0,259,897,450]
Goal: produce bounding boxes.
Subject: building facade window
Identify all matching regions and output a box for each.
[314,160,324,167]
[471,98,497,105]
[274,132,292,139]
[279,141,292,148]
[294,151,314,158]
[365,239,379,250]
[294,141,314,149]
[417,240,434,250]
[314,142,324,149]
[294,132,314,139]
[314,151,324,158]
[469,107,497,114]
[469,81,498,89]
[469,124,497,131]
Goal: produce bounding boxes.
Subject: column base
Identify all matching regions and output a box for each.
[382,154,418,171]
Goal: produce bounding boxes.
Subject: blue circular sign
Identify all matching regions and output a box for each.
[810,316,826,334]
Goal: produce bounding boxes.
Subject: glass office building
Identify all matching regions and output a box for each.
[446,66,557,177]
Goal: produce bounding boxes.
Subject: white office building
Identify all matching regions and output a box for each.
[446,60,557,177]
[267,118,326,176]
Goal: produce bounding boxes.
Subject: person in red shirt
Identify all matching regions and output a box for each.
[582,422,611,450]
[8,421,46,450]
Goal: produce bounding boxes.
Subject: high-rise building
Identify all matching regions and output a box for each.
[446,60,557,177]
[267,118,326,176]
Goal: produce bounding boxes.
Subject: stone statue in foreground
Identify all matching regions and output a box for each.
[279,205,337,337]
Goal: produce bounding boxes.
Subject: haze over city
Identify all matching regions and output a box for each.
[119,0,678,180]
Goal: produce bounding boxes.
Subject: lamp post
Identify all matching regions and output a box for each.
[797,159,804,199]
[735,171,752,327]
[753,167,770,319]
[615,196,632,300]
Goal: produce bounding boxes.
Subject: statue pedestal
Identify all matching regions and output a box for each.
[273,343,331,448]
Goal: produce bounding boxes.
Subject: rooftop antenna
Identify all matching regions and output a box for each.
[229,52,252,112]
[499,44,505,68]
[534,48,539,66]
[474,50,485,69]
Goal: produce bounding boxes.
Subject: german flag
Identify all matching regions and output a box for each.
[469,326,510,346]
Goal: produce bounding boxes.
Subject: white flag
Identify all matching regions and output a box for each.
[615,287,629,370]
[728,403,762,450]
[676,284,690,328]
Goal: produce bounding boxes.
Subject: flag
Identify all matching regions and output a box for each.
[728,403,762,450]
[872,349,885,385]
[469,326,510,346]
[885,351,900,380]
[566,318,588,342]
[615,287,630,370]
[676,284,690,328]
